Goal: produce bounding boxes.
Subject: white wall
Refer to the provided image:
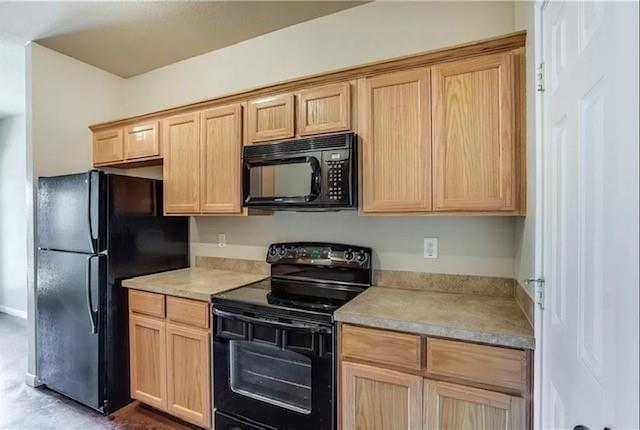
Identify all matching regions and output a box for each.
[122,1,518,278]
[513,2,540,297]
[0,114,27,317]
[25,42,126,381]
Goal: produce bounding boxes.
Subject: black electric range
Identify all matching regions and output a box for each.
[212,242,372,430]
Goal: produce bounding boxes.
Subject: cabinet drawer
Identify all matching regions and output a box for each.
[341,324,422,371]
[426,338,527,392]
[129,290,165,319]
[167,296,210,329]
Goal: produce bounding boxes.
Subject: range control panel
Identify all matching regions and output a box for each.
[266,242,372,269]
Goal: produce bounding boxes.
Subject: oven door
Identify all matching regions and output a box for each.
[243,155,322,206]
[214,309,334,430]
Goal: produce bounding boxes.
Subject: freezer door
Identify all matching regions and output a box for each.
[38,171,104,253]
[36,249,104,411]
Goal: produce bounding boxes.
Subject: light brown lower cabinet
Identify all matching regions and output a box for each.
[129,314,167,410]
[128,290,211,428]
[166,323,211,427]
[342,361,423,430]
[423,379,526,430]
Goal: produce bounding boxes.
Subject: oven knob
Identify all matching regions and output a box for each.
[269,247,277,256]
[344,251,354,261]
[356,253,367,263]
[279,247,287,256]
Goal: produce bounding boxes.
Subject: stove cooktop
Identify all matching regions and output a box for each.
[214,277,365,316]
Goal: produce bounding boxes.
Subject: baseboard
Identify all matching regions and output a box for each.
[0,305,27,319]
[25,372,41,388]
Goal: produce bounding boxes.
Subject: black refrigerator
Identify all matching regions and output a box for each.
[36,170,189,414]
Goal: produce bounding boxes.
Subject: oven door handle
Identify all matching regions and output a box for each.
[213,309,332,334]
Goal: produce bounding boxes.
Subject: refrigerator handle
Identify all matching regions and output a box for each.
[87,170,99,254]
[86,254,101,334]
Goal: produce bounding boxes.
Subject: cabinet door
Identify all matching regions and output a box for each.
[166,323,211,428]
[297,82,351,136]
[423,379,526,430]
[93,128,124,165]
[124,121,160,160]
[129,314,167,411]
[162,113,200,214]
[432,53,515,211]
[247,93,295,143]
[200,104,243,213]
[359,68,432,213]
[342,361,423,430]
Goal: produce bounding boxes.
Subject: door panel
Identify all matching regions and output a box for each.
[166,324,211,427]
[200,104,243,213]
[36,249,102,410]
[93,128,124,165]
[359,68,432,212]
[298,82,351,136]
[38,171,103,253]
[423,379,525,430]
[432,53,515,211]
[129,314,167,410]
[341,361,423,430]
[162,113,200,214]
[124,121,160,160]
[247,93,295,143]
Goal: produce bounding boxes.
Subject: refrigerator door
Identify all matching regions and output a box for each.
[38,171,104,253]
[37,249,105,411]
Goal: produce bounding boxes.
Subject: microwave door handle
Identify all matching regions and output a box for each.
[307,156,322,201]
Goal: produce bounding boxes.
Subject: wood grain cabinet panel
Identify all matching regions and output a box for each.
[93,128,124,165]
[166,323,211,428]
[426,338,527,393]
[129,290,165,319]
[423,379,526,430]
[341,324,422,371]
[200,104,243,214]
[129,314,167,411]
[162,113,201,214]
[342,361,423,430]
[247,93,295,143]
[167,296,210,329]
[124,121,160,160]
[432,52,516,212]
[297,82,351,136]
[359,68,432,213]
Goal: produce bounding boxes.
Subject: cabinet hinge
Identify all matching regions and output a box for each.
[526,277,546,309]
[536,62,545,93]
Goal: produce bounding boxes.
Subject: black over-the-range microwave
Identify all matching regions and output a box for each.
[242,132,357,211]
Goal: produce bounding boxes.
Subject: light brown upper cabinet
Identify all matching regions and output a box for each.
[247,93,295,143]
[432,52,516,212]
[359,68,432,213]
[200,104,243,214]
[162,113,201,214]
[93,128,124,166]
[124,121,161,160]
[297,82,351,136]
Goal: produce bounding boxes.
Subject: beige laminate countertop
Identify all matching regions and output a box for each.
[334,286,535,350]
[122,267,268,302]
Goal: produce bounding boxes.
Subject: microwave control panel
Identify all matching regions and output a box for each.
[323,150,350,203]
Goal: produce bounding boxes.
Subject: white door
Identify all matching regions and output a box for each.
[540,1,639,429]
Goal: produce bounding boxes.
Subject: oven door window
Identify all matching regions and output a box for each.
[229,340,312,414]
[247,156,321,203]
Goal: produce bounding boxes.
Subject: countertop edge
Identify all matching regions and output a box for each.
[334,312,535,350]
[121,282,215,302]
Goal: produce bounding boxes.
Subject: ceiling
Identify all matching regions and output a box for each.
[0,1,364,78]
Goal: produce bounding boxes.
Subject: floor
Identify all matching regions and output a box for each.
[0,312,196,430]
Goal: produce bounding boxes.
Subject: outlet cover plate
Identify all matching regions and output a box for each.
[424,238,438,259]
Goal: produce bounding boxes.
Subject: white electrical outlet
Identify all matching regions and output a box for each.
[424,238,438,259]
[218,234,226,247]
